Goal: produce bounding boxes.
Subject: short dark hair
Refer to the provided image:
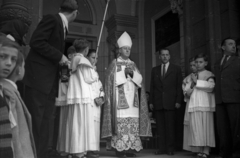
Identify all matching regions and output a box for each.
[221,38,235,47]
[73,38,89,53]
[0,36,20,51]
[189,57,195,63]
[87,49,96,57]
[195,53,208,62]
[67,45,75,55]
[159,48,170,55]
[60,0,78,13]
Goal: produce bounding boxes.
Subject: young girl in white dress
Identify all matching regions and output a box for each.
[188,53,216,158]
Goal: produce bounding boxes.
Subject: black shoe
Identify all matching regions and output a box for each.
[115,151,126,158]
[125,153,137,157]
[86,151,99,158]
[154,150,166,155]
[167,151,174,155]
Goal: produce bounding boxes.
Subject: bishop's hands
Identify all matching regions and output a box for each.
[125,66,133,78]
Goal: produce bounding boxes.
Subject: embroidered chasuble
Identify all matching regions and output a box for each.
[101,58,152,151]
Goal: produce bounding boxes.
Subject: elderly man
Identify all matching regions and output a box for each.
[101,31,152,157]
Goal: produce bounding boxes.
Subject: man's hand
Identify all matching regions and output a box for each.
[149,104,154,111]
[60,55,70,65]
[175,103,181,109]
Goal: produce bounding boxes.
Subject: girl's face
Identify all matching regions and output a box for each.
[195,57,207,71]
[0,46,18,79]
[189,61,197,73]
[87,52,97,66]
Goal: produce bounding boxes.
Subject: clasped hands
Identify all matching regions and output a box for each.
[125,66,133,78]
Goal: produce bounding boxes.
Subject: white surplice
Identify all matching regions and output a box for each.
[57,54,99,154]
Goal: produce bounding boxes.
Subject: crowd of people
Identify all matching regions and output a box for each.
[0,0,240,158]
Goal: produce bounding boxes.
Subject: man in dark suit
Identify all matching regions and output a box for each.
[150,48,182,155]
[23,0,79,157]
[214,38,240,158]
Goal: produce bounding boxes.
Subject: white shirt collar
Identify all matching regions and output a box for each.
[6,34,15,41]
[162,62,170,68]
[118,57,131,63]
[4,79,17,90]
[59,13,69,31]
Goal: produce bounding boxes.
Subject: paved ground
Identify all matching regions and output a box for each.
[50,148,212,158]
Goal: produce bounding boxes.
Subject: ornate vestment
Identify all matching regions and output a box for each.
[101,58,152,150]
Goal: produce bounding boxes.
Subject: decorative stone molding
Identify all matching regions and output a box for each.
[0,1,32,27]
[169,0,183,15]
[105,14,138,32]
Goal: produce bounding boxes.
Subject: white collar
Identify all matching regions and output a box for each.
[75,53,84,57]
[59,13,69,31]
[162,62,169,66]
[6,34,16,41]
[118,57,131,63]
[4,79,17,90]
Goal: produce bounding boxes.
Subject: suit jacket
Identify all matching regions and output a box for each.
[150,63,183,110]
[24,14,65,94]
[214,55,240,104]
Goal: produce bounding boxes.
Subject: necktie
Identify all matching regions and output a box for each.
[221,55,229,70]
[162,64,166,78]
[64,27,68,39]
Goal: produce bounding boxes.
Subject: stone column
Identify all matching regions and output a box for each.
[205,0,221,70]
[0,0,32,28]
[183,0,192,75]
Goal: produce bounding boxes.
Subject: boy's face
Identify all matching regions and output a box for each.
[189,61,197,73]
[87,52,97,66]
[0,46,18,79]
[195,57,207,71]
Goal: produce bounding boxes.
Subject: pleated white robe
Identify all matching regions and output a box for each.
[57,54,99,154]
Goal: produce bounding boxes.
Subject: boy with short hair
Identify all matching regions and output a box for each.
[0,36,20,158]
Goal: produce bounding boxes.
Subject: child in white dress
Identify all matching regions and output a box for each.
[85,49,104,158]
[59,38,98,158]
[57,46,76,156]
[188,53,216,158]
[182,57,201,153]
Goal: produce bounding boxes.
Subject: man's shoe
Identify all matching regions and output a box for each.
[167,151,174,155]
[125,153,136,157]
[115,151,126,158]
[154,150,165,155]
